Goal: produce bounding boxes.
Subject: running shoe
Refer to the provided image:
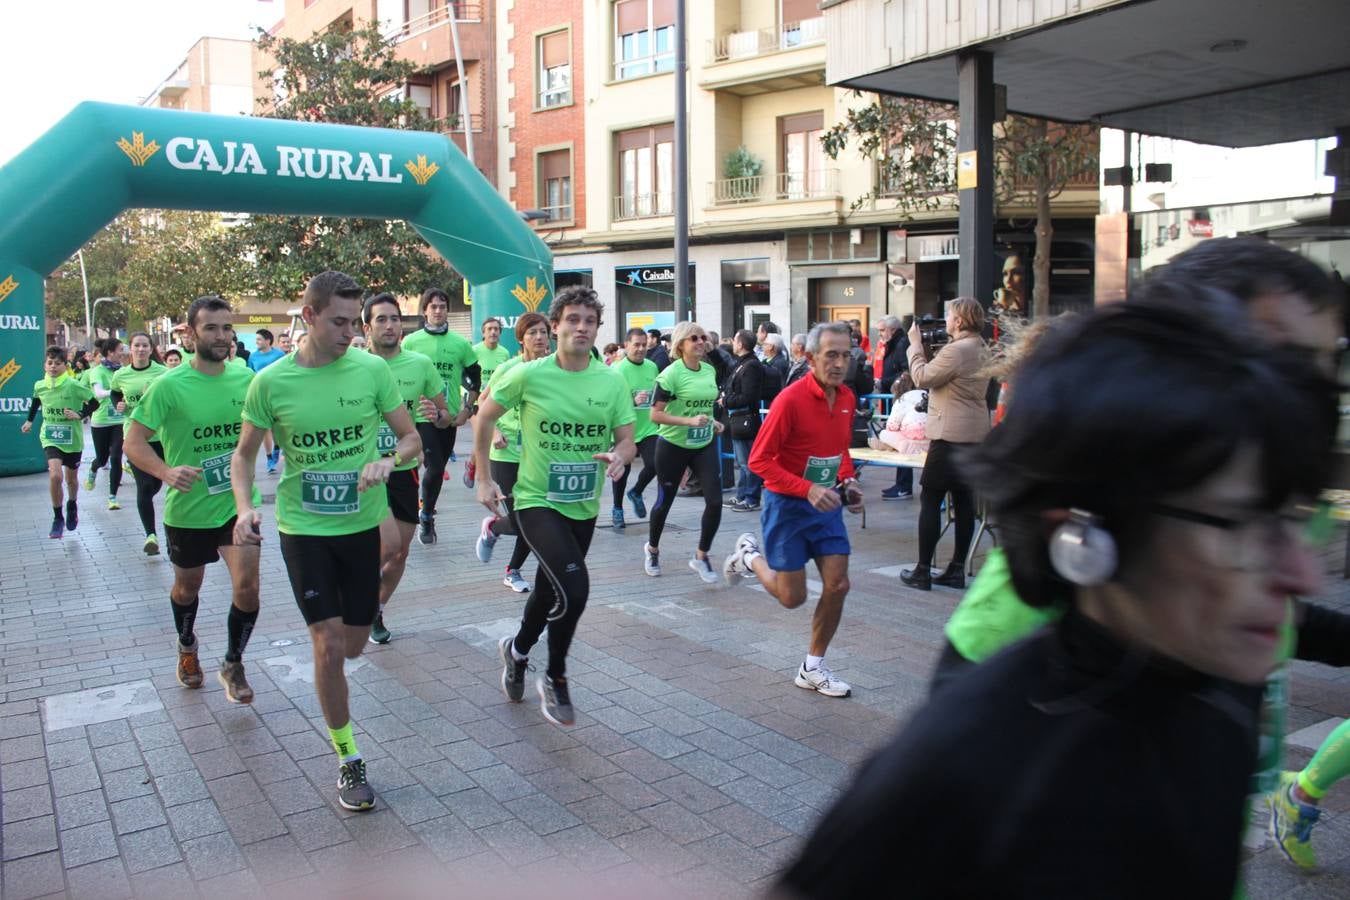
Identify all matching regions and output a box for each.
[463,458,476,489]
[626,488,647,519]
[369,612,391,645]
[736,500,760,512]
[65,502,78,532]
[49,514,65,540]
[881,486,913,500]
[722,532,760,587]
[1269,771,1320,869]
[337,759,376,811]
[144,534,160,556]
[122,461,132,475]
[794,662,852,698]
[503,568,531,593]
[418,514,437,545]
[265,457,277,476]
[107,496,120,511]
[643,543,660,577]
[476,515,498,562]
[537,675,575,726]
[499,636,526,702]
[611,508,625,531]
[723,496,742,508]
[84,468,97,492]
[176,641,203,689]
[450,451,459,463]
[689,555,719,584]
[217,659,254,704]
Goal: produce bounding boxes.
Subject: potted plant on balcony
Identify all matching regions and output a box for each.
[723,146,763,203]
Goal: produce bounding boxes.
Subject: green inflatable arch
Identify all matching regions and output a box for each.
[0,102,552,475]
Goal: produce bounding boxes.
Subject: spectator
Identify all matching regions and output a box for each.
[873,315,910,393]
[277,330,294,354]
[722,329,764,512]
[761,333,789,383]
[756,320,780,360]
[603,342,621,365]
[248,329,285,372]
[850,318,871,356]
[786,333,810,386]
[648,328,671,371]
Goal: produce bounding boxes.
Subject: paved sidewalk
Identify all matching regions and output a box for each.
[1,437,1348,897]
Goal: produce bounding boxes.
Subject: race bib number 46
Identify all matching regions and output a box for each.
[301,470,359,514]
[547,462,599,503]
[43,423,73,445]
[201,450,234,495]
[803,454,842,486]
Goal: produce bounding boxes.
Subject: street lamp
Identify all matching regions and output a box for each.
[91,297,120,339]
[77,249,92,345]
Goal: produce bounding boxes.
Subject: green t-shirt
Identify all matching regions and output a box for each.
[490,355,635,521]
[474,342,511,388]
[402,328,477,415]
[86,364,123,428]
[242,350,402,536]
[943,548,1061,663]
[110,362,167,436]
[377,348,443,470]
[653,360,718,449]
[614,356,659,442]
[487,355,526,465]
[130,362,254,529]
[32,373,94,452]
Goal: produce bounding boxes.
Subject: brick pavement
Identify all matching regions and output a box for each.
[1,434,1349,897]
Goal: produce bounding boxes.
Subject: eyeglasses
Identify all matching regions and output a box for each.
[1150,502,1321,571]
[689,335,709,342]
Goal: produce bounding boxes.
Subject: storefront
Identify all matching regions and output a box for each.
[614,263,695,335]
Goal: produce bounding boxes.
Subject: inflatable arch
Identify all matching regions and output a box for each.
[0,102,552,475]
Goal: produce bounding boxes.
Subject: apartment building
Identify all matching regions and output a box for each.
[141,37,254,114]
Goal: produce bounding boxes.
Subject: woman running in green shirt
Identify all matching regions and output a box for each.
[111,332,168,554]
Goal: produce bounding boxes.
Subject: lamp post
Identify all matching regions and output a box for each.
[91,297,120,339]
[77,249,92,346]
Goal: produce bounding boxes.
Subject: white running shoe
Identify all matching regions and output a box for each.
[643,543,660,577]
[475,516,498,563]
[723,532,760,587]
[689,555,719,584]
[503,568,532,593]
[794,663,851,698]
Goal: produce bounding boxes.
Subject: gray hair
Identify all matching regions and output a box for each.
[790,332,807,349]
[805,321,852,354]
[763,333,785,353]
[878,315,902,332]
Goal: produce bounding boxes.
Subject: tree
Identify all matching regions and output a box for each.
[219,22,461,302]
[46,214,136,336]
[121,211,243,323]
[822,94,1098,318]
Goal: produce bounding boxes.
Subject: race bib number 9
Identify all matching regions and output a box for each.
[631,389,652,410]
[376,424,398,455]
[43,423,73,445]
[803,454,842,486]
[301,470,360,514]
[547,462,599,503]
[201,450,233,495]
[686,424,713,444]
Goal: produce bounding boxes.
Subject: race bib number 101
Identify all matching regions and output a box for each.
[546,462,599,503]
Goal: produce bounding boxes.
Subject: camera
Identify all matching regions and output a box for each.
[918,315,949,357]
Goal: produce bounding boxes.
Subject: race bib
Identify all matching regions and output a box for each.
[631,389,652,410]
[42,423,73,445]
[376,423,398,455]
[803,454,842,486]
[546,461,599,503]
[201,450,233,495]
[301,470,360,514]
[107,404,124,420]
[686,423,714,444]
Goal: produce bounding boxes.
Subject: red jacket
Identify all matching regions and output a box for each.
[749,373,856,499]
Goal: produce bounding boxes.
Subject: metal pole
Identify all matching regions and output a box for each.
[78,249,92,346]
[956,51,995,304]
[673,0,689,321]
[92,297,119,339]
[448,3,473,164]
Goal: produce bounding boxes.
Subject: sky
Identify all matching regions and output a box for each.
[0,0,283,166]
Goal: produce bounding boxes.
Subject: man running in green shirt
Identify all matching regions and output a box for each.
[22,346,99,538]
[361,292,449,644]
[232,271,420,811]
[402,287,480,545]
[610,327,660,531]
[125,296,262,704]
[468,317,511,489]
[84,337,126,510]
[474,286,636,725]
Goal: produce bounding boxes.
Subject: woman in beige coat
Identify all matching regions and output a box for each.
[900,297,991,590]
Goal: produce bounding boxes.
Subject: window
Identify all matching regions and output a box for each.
[780,0,824,47]
[445,78,462,126]
[615,125,674,219]
[613,0,674,80]
[538,149,573,221]
[780,112,825,199]
[537,30,572,108]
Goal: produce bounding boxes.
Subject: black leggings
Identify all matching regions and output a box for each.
[612,435,657,508]
[488,459,531,572]
[130,441,165,536]
[513,506,596,679]
[917,439,976,569]
[90,425,124,495]
[417,422,456,515]
[648,438,722,554]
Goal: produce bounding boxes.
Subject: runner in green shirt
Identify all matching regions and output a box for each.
[401,287,481,544]
[21,346,99,539]
[361,292,448,645]
[610,327,660,531]
[111,333,168,555]
[232,271,419,813]
[474,286,636,726]
[472,312,551,594]
[473,318,511,393]
[84,337,127,509]
[125,296,262,705]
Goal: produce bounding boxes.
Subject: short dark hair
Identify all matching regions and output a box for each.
[256,328,274,344]
[964,297,1335,609]
[187,294,232,328]
[126,332,163,365]
[734,329,756,353]
[45,345,68,363]
[647,329,662,341]
[164,348,182,362]
[482,317,502,334]
[626,327,648,342]
[362,292,401,324]
[1158,237,1335,310]
[303,272,363,313]
[515,312,548,342]
[419,287,450,314]
[548,285,603,324]
[95,337,121,355]
[758,321,780,335]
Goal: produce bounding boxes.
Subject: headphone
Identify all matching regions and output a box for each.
[1048,509,1118,587]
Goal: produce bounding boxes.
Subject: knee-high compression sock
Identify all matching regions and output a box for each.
[224,606,259,663]
[329,721,361,763]
[1298,718,1350,800]
[172,596,200,647]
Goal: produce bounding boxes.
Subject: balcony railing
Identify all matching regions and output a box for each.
[535,204,574,223]
[709,175,766,205]
[384,2,483,44]
[707,171,841,206]
[776,169,839,201]
[614,193,673,221]
[709,17,825,64]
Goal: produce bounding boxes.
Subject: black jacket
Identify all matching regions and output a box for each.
[649,344,671,372]
[723,353,764,413]
[877,335,909,393]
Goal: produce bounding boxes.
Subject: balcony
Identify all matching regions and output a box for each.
[709,17,825,64]
[707,169,841,207]
[384,2,483,44]
[613,193,673,221]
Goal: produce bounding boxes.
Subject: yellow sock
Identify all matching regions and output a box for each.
[329,721,360,762]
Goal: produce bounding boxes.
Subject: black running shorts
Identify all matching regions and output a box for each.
[386,467,420,525]
[165,518,237,569]
[278,527,381,627]
[44,447,82,468]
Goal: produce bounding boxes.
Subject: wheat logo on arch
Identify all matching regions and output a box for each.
[116,132,160,166]
[511,277,549,313]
